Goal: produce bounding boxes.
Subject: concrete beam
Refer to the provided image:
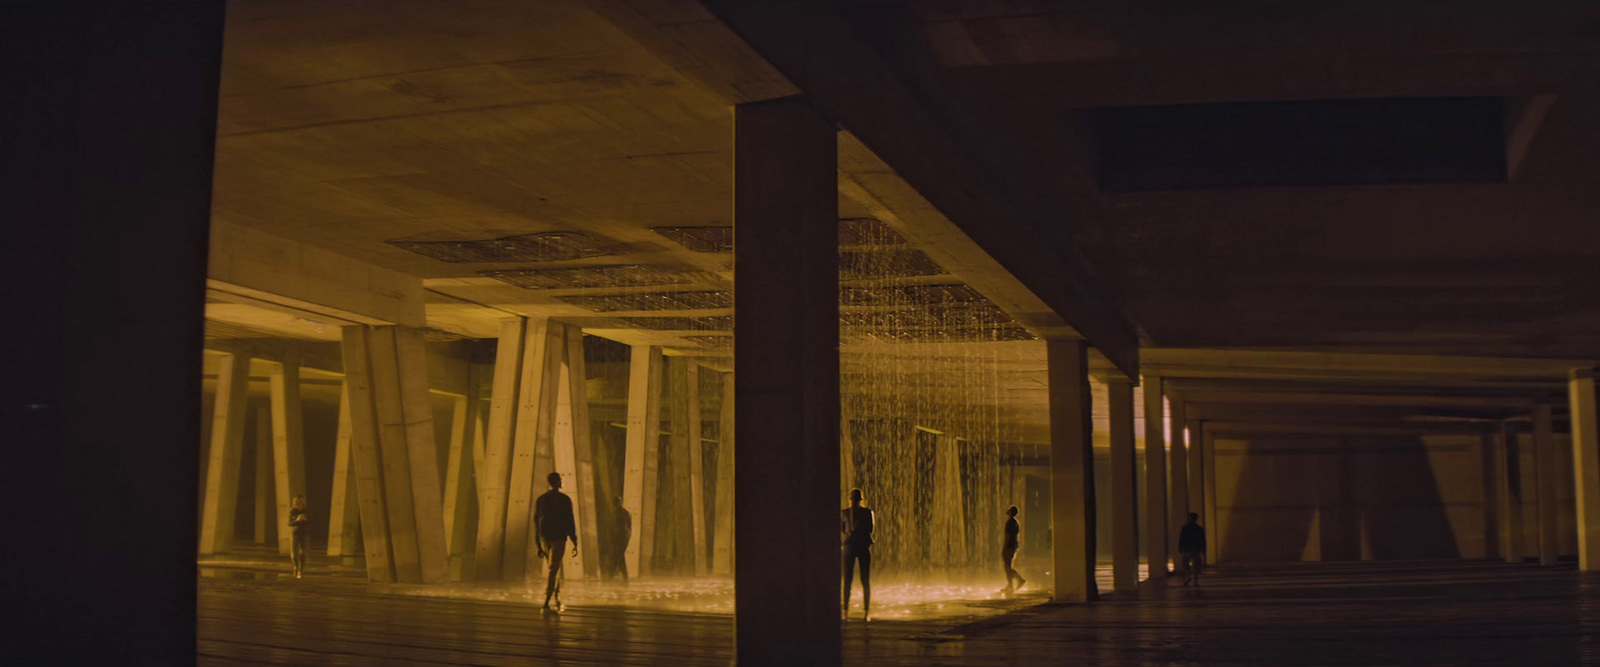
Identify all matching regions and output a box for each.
[208,220,426,328]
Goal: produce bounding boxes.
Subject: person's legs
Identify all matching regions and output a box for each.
[859,549,871,620]
[1002,547,1022,590]
[841,547,855,618]
[544,540,567,609]
[291,533,307,577]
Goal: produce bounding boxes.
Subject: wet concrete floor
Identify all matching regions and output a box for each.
[198,558,1600,665]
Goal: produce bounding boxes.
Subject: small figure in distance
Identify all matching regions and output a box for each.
[288,495,310,579]
[1000,505,1026,594]
[1179,512,1206,587]
[606,496,631,585]
[841,487,874,622]
[534,472,578,614]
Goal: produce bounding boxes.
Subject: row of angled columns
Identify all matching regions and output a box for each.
[198,354,307,558]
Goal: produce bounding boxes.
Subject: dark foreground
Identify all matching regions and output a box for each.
[199,559,1600,665]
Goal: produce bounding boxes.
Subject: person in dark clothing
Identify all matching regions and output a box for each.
[534,472,578,613]
[288,495,310,579]
[841,487,874,621]
[1001,505,1026,593]
[606,496,631,584]
[1178,512,1207,587]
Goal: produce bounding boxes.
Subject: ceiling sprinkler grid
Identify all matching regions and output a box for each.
[388,231,624,263]
[557,290,732,312]
[480,265,694,290]
[615,316,733,331]
[653,226,732,253]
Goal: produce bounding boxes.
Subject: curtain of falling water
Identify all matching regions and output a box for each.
[839,219,1025,580]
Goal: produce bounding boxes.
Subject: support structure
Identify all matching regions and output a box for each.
[1480,429,1501,560]
[712,372,736,575]
[253,407,274,547]
[443,391,480,559]
[474,318,525,580]
[1050,340,1096,603]
[1499,422,1525,564]
[327,381,361,556]
[1143,374,1169,578]
[733,96,840,665]
[1533,404,1559,566]
[269,361,306,556]
[624,345,664,578]
[685,362,708,576]
[199,353,250,555]
[1570,368,1600,571]
[667,358,697,575]
[1187,419,1205,539]
[340,325,449,584]
[1202,428,1219,566]
[1168,397,1190,573]
[1105,375,1139,593]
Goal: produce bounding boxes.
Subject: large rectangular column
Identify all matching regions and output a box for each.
[269,361,306,556]
[253,407,274,547]
[733,96,840,665]
[1105,376,1139,593]
[1187,420,1204,536]
[341,327,396,582]
[1500,422,1525,564]
[1534,404,1559,566]
[685,361,709,576]
[199,353,250,555]
[563,324,602,579]
[667,357,696,574]
[712,372,736,575]
[1050,340,1096,602]
[443,393,479,558]
[624,345,664,578]
[1570,368,1600,571]
[505,319,560,582]
[1143,374,1169,578]
[1480,429,1502,559]
[327,382,361,557]
[1168,398,1190,574]
[1202,428,1219,565]
[474,318,525,580]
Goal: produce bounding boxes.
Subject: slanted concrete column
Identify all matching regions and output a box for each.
[1168,398,1189,574]
[1533,404,1559,566]
[200,353,250,555]
[712,372,736,575]
[269,361,306,556]
[474,318,526,580]
[667,357,697,574]
[253,407,274,547]
[1500,422,1525,564]
[327,381,361,557]
[505,319,561,582]
[1187,419,1205,537]
[624,345,664,578]
[443,392,479,560]
[1104,375,1139,593]
[685,361,708,576]
[1201,426,1219,565]
[733,96,840,665]
[1569,368,1600,571]
[1142,374,1169,578]
[561,324,602,580]
[1050,340,1097,603]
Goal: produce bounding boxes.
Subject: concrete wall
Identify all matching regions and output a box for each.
[1213,434,1576,563]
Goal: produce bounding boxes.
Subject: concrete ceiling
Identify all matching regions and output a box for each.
[207,0,1600,444]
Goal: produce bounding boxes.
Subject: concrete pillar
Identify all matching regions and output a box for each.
[1534,404,1560,566]
[1187,419,1204,534]
[562,324,602,579]
[624,345,664,578]
[1105,376,1139,593]
[1202,427,1219,565]
[667,357,696,574]
[474,318,525,580]
[269,362,306,556]
[1049,340,1097,603]
[1569,368,1600,571]
[1168,398,1189,573]
[199,353,250,556]
[443,393,478,558]
[506,319,561,581]
[712,372,736,575]
[327,381,361,557]
[1500,422,1525,564]
[733,96,840,665]
[1142,374,1169,578]
[253,407,274,547]
[341,326,396,582]
[1480,428,1502,560]
[686,361,708,576]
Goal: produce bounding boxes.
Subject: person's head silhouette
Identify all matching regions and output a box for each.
[547,472,562,490]
[1188,512,1199,524]
[849,488,864,505]
[1006,505,1018,517]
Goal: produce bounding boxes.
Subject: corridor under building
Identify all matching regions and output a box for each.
[9,1,1600,665]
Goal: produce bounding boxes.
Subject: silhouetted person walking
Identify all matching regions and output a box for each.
[288,495,310,579]
[841,488,874,621]
[534,472,578,614]
[1001,505,1026,593]
[1179,513,1206,586]
[606,495,631,584]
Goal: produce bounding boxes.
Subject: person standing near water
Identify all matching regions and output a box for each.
[1000,505,1026,593]
[841,488,874,621]
[288,495,310,579]
[534,472,578,614]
